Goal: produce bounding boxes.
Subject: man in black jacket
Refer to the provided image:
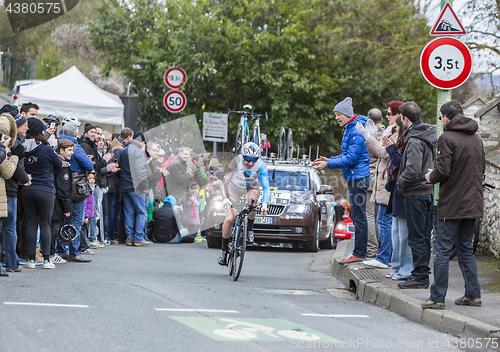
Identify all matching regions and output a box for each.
[0,105,29,272]
[397,102,437,289]
[422,101,485,309]
[166,147,194,203]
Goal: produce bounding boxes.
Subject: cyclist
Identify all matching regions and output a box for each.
[218,142,270,266]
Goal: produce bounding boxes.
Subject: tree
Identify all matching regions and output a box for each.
[90,0,435,153]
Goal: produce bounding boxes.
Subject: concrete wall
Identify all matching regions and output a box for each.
[479,161,500,257]
[478,105,500,150]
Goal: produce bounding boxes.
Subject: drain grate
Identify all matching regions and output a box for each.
[350,269,381,280]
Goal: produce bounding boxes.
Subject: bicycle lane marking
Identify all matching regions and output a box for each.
[169,317,341,342]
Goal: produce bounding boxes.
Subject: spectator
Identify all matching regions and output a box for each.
[422,101,485,309]
[314,97,371,264]
[166,146,193,202]
[0,106,29,273]
[334,196,347,224]
[185,185,200,236]
[364,108,383,258]
[118,128,150,246]
[357,109,396,269]
[396,102,437,289]
[22,117,62,269]
[50,139,75,264]
[103,131,112,149]
[20,102,39,118]
[382,115,413,280]
[260,133,271,158]
[0,138,8,277]
[58,119,93,263]
[384,101,404,138]
[151,196,194,243]
[80,172,96,255]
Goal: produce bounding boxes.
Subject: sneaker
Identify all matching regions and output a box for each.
[67,255,91,263]
[125,237,134,246]
[81,248,95,255]
[397,276,429,289]
[218,250,228,266]
[6,266,22,273]
[454,296,482,306]
[339,254,364,265]
[19,258,29,266]
[194,234,206,243]
[27,260,36,269]
[247,230,255,244]
[43,260,55,269]
[362,259,389,269]
[421,300,445,309]
[133,240,152,247]
[49,254,67,264]
[90,240,105,248]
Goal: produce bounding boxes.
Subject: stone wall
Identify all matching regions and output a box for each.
[479,161,500,257]
[478,105,500,150]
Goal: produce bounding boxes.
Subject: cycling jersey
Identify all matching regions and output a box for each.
[221,155,270,206]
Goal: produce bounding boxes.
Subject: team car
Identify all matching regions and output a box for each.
[206,157,337,252]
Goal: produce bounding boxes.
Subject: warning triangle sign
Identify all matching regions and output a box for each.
[430,2,467,35]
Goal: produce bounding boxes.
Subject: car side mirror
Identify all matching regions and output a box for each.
[317,185,333,194]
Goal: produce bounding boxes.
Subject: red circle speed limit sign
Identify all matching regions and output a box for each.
[163,90,187,113]
[420,37,472,90]
[164,67,187,90]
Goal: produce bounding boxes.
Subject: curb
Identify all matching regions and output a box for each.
[330,239,500,350]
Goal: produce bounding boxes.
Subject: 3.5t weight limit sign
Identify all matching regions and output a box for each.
[163,90,187,113]
[420,37,472,90]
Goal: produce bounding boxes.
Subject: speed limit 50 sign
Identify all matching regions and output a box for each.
[163,90,187,113]
[420,37,472,90]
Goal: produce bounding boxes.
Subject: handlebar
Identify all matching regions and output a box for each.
[228,109,268,121]
[484,182,495,189]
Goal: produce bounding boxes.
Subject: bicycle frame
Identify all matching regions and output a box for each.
[228,106,268,154]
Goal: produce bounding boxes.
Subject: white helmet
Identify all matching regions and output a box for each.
[62,116,81,127]
[241,142,260,158]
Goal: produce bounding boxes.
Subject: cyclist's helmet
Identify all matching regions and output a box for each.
[43,114,61,126]
[241,142,260,158]
[62,116,81,127]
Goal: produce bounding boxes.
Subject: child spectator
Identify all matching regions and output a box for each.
[79,172,95,255]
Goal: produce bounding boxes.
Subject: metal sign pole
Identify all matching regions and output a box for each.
[213,141,217,157]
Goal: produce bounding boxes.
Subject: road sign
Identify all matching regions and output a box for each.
[203,112,228,143]
[420,37,472,90]
[164,67,187,89]
[430,2,466,36]
[163,90,187,113]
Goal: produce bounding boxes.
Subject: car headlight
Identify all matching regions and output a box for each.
[287,204,311,214]
[336,223,346,231]
[212,200,224,212]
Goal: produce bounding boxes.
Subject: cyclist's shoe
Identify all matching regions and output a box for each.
[246,230,255,244]
[218,250,228,266]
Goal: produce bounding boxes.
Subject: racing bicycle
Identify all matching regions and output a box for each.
[228,199,259,281]
[229,105,268,154]
[278,126,293,160]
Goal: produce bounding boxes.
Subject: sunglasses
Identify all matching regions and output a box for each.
[243,156,259,163]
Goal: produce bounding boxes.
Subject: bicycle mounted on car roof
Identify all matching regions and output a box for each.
[228,104,268,155]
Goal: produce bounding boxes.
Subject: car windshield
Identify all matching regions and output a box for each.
[268,170,310,191]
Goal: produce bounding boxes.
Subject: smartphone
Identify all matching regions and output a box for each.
[50,122,56,129]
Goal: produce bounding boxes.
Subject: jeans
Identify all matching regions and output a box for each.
[430,219,480,303]
[122,191,147,243]
[405,194,432,279]
[57,199,85,257]
[391,216,413,279]
[93,186,103,241]
[374,204,392,265]
[347,176,369,258]
[4,197,19,270]
[105,192,120,239]
[88,215,98,242]
[166,233,182,244]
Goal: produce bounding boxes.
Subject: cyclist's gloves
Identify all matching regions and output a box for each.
[261,203,268,214]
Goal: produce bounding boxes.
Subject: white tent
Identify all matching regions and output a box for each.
[18,66,124,130]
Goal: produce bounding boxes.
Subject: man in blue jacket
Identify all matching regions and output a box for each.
[58,119,94,262]
[314,97,371,264]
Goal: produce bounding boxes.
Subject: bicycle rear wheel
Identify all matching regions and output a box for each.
[235,124,245,154]
[232,218,247,281]
[286,128,293,160]
[253,122,261,148]
[278,126,286,160]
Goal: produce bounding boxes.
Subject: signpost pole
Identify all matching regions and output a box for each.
[435,0,453,202]
[213,141,217,157]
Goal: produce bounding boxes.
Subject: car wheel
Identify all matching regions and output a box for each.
[206,234,222,249]
[320,223,335,250]
[304,217,320,252]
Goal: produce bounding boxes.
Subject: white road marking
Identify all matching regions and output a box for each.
[155,308,239,313]
[301,313,369,318]
[4,302,89,308]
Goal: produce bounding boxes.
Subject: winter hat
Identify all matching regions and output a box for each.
[0,104,25,128]
[84,123,96,134]
[209,157,219,168]
[26,118,44,136]
[191,145,204,156]
[334,97,355,118]
[164,195,176,207]
[133,131,145,143]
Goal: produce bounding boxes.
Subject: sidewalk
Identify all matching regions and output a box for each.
[330,239,500,349]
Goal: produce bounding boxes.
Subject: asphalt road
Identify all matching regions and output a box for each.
[1,243,470,352]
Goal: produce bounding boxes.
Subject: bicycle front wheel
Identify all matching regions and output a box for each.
[235,124,245,154]
[232,218,247,281]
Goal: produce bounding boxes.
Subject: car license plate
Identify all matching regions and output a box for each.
[254,216,273,225]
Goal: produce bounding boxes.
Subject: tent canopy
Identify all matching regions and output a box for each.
[19,66,124,126]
